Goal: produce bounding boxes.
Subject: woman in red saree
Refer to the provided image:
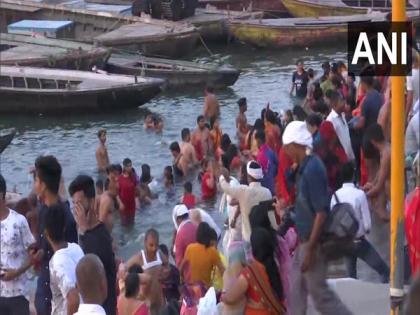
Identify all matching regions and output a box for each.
[405,162,420,276]
[221,228,287,315]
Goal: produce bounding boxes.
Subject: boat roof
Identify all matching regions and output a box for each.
[0,2,40,12]
[8,20,74,31]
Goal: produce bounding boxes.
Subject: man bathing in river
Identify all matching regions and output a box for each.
[192,115,210,161]
[236,97,249,149]
[203,86,220,122]
[96,129,110,181]
[180,128,198,175]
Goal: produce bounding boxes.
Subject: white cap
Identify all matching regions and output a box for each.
[246,161,264,180]
[174,204,189,217]
[282,121,313,149]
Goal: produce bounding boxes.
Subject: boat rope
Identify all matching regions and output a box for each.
[198,34,213,57]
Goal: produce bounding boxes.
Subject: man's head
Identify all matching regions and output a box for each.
[34,155,62,198]
[306,113,323,135]
[307,68,314,79]
[173,204,189,228]
[360,75,374,93]
[204,86,214,96]
[144,228,159,255]
[181,128,191,142]
[364,123,385,149]
[0,174,6,206]
[97,129,107,144]
[341,162,355,183]
[169,141,181,158]
[123,158,133,174]
[76,254,107,305]
[347,72,355,84]
[255,129,266,148]
[296,59,304,71]
[322,61,330,75]
[282,121,313,163]
[238,97,247,112]
[44,203,66,246]
[329,90,345,114]
[197,115,206,130]
[184,181,192,193]
[69,175,96,216]
[246,161,264,183]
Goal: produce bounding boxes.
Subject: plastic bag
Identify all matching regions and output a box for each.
[197,287,218,315]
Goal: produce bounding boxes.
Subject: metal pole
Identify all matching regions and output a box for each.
[390,1,406,314]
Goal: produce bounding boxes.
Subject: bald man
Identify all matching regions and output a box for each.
[74,254,108,315]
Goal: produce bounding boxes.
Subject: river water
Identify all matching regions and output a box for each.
[0,43,346,259]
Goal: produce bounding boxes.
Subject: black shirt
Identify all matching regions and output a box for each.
[79,223,116,315]
[362,89,382,129]
[292,70,309,98]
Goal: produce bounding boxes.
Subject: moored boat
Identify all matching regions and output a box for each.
[0,66,165,114]
[228,12,420,48]
[281,0,418,18]
[106,55,240,88]
[0,33,111,69]
[198,0,288,16]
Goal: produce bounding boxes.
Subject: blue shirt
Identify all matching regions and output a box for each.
[294,155,329,240]
[35,202,78,315]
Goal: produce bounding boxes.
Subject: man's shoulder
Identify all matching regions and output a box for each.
[303,155,326,176]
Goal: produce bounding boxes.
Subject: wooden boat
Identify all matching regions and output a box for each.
[228,13,393,48]
[95,23,198,57]
[0,0,199,58]
[198,0,288,16]
[0,33,111,69]
[106,55,240,88]
[281,0,418,18]
[0,66,165,114]
[0,130,15,154]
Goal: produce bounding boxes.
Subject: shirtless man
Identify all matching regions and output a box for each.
[362,123,390,221]
[180,128,198,175]
[236,97,249,149]
[203,86,220,122]
[192,115,210,161]
[96,129,110,180]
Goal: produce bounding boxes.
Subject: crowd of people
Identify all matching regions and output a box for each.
[1,49,419,315]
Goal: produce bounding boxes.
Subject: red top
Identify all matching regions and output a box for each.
[175,221,198,267]
[182,193,197,209]
[118,174,136,213]
[201,172,216,200]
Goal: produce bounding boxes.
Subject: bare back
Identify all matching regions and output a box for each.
[204,94,220,120]
[96,144,109,172]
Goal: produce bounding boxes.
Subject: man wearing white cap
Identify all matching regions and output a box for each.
[172,204,197,268]
[282,121,352,315]
[220,161,272,243]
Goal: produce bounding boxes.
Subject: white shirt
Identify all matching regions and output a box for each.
[73,304,106,315]
[219,177,272,242]
[407,68,419,108]
[327,109,355,161]
[331,183,371,239]
[405,111,419,156]
[0,209,35,301]
[49,242,84,315]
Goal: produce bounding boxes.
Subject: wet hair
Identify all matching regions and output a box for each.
[331,75,343,89]
[181,128,190,141]
[341,162,355,183]
[140,164,151,184]
[35,155,62,194]
[251,228,284,300]
[123,158,132,167]
[184,181,192,193]
[205,86,214,93]
[362,133,380,160]
[128,264,143,274]
[255,129,266,143]
[164,166,174,185]
[159,244,169,257]
[169,141,181,153]
[247,118,265,149]
[196,222,216,248]
[307,68,314,78]
[348,72,356,81]
[210,116,218,130]
[68,175,95,199]
[0,174,6,200]
[265,109,277,124]
[125,273,141,298]
[106,163,122,175]
[250,203,273,232]
[296,59,303,65]
[104,179,110,191]
[45,204,66,243]
[306,113,323,128]
[197,115,205,124]
[331,62,339,74]
[145,228,159,243]
[222,144,239,170]
[97,128,106,138]
[292,105,307,121]
[365,123,385,143]
[96,179,104,190]
[328,90,344,107]
[361,75,374,87]
[238,97,247,107]
[221,134,232,152]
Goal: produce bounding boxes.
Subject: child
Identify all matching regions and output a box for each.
[201,159,216,200]
[163,166,174,189]
[181,181,197,209]
[159,244,181,303]
[126,229,166,315]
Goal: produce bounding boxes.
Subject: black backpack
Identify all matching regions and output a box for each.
[321,193,359,261]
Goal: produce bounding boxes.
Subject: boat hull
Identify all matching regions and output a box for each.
[105,59,240,88]
[281,0,367,17]
[228,21,347,48]
[0,84,162,114]
[198,0,287,15]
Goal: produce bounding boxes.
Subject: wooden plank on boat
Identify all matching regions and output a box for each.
[0,2,41,12]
